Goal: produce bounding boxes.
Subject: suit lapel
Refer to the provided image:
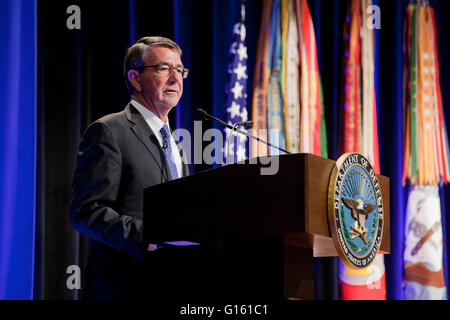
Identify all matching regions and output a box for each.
[124,103,171,182]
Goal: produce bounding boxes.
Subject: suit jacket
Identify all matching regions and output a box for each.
[70,103,189,299]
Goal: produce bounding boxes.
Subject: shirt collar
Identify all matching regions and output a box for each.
[130,99,170,134]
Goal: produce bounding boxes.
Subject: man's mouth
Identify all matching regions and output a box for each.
[164,89,178,94]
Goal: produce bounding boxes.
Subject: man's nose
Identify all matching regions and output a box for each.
[167,71,179,83]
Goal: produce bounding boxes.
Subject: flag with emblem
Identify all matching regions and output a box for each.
[339,0,386,300]
[402,3,449,300]
[224,0,249,164]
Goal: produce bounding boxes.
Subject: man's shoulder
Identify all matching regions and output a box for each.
[95,109,128,129]
[81,106,132,140]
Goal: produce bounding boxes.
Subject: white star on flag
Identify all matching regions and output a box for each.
[227,101,241,119]
[237,43,248,61]
[240,107,248,122]
[230,81,244,99]
[233,63,248,81]
[239,24,246,41]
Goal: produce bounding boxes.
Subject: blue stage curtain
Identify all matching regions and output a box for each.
[128,0,137,45]
[309,0,339,300]
[173,0,193,148]
[434,0,450,296]
[211,0,238,134]
[0,0,37,300]
[378,0,406,300]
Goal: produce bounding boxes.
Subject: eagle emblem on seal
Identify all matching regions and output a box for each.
[342,198,376,244]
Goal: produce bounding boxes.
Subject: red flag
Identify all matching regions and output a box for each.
[339,0,386,300]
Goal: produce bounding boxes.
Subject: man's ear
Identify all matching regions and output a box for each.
[128,70,141,92]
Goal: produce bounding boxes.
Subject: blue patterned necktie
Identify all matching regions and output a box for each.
[160,124,179,180]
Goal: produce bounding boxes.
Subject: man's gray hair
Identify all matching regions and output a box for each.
[123,36,182,94]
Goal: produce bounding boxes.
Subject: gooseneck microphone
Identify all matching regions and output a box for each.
[235,120,254,127]
[195,108,290,155]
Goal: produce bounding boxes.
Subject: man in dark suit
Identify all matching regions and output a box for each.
[70,36,206,300]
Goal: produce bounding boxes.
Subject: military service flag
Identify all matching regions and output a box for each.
[339,0,386,300]
[296,0,327,157]
[251,0,272,157]
[402,3,449,300]
[267,0,286,155]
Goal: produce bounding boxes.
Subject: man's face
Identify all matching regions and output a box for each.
[138,46,184,115]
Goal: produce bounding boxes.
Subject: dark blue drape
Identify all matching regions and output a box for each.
[310,0,340,299]
[212,0,239,133]
[129,0,137,45]
[378,0,406,300]
[0,0,37,300]
[173,0,193,133]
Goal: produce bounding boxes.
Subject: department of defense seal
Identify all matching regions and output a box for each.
[327,153,384,269]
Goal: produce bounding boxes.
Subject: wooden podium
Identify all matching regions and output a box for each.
[143,153,390,300]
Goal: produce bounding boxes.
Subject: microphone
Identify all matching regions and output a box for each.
[195,107,209,118]
[195,108,290,155]
[236,120,253,127]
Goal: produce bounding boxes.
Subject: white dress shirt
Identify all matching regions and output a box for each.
[130,100,183,178]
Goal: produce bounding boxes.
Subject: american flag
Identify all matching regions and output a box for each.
[224,1,248,164]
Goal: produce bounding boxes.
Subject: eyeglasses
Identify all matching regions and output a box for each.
[136,63,189,79]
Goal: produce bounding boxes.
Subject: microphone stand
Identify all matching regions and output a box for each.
[196,108,291,155]
[227,121,248,164]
